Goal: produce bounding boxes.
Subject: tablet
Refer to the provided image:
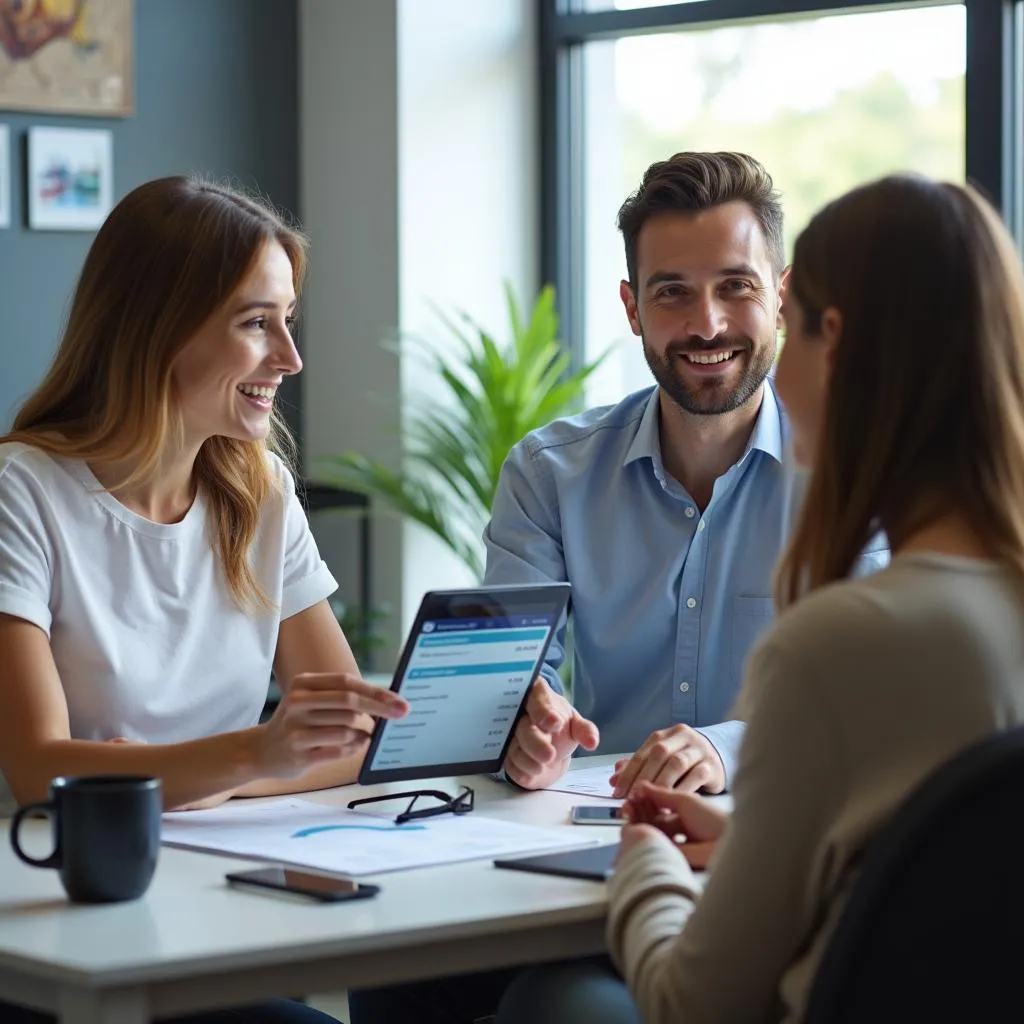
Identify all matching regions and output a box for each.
[358,584,571,784]
[494,843,620,882]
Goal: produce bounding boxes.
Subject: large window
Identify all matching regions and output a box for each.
[541,0,1023,402]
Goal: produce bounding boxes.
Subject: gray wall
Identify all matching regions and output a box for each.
[299,0,403,659]
[0,0,300,433]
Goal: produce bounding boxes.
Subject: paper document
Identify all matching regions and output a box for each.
[548,762,618,799]
[162,798,594,876]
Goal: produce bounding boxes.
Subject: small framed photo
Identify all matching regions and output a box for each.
[28,126,113,231]
[0,124,10,228]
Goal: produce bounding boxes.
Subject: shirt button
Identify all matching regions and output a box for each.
[697,519,706,532]
[686,597,697,609]
[684,506,696,518]
[679,681,690,693]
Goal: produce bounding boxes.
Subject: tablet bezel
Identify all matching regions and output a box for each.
[357,583,571,785]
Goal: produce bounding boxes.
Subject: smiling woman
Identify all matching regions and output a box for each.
[171,237,303,459]
[0,175,409,1024]
[5,178,310,608]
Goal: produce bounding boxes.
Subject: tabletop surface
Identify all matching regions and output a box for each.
[0,757,629,987]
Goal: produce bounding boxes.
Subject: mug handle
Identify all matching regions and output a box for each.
[10,800,61,868]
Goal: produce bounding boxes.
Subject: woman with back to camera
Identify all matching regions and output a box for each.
[497,174,1024,1023]
[0,176,409,1024]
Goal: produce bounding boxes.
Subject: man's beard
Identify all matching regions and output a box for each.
[642,333,775,416]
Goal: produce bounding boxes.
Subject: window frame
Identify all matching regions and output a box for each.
[539,0,1024,358]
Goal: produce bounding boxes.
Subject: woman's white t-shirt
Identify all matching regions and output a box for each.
[0,442,338,812]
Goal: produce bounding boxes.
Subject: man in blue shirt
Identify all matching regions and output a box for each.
[492,151,886,799]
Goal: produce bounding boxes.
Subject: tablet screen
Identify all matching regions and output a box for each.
[359,584,570,783]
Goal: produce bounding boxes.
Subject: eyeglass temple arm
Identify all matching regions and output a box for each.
[346,793,395,810]
[347,789,454,810]
[395,801,467,824]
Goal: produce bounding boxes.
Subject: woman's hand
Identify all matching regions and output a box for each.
[620,780,729,869]
[173,790,236,812]
[108,736,237,810]
[618,821,665,859]
[255,672,408,778]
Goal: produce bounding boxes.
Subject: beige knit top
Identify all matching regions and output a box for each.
[608,553,1024,1023]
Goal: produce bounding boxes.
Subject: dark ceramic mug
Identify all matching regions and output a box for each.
[10,775,161,903]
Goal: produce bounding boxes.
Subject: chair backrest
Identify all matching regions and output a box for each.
[803,725,1024,1024]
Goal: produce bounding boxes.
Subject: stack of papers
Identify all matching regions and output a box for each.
[162,798,595,876]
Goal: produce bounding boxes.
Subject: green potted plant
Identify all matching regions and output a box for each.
[316,283,605,579]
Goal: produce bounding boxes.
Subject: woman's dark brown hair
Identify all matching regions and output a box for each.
[776,175,1024,606]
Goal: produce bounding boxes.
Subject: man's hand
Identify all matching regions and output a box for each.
[610,723,725,798]
[621,780,728,869]
[503,679,599,790]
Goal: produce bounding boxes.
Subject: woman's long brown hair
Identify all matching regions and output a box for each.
[1,176,308,609]
[776,175,1024,608]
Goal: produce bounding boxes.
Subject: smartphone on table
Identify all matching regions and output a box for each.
[225,866,380,903]
[571,805,624,826]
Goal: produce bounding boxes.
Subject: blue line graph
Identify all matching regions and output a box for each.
[291,824,427,838]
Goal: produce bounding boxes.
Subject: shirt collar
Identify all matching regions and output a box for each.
[622,378,785,470]
[622,387,662,469]
[745,377,785,465]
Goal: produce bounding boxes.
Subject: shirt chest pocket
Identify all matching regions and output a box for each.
[731,596,775,688]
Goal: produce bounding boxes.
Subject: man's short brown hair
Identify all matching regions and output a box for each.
[617,152,785,288]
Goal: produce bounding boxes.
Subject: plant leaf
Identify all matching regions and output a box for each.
[312,283,604,581]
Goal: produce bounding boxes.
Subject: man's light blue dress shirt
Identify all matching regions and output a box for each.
[483,381,888,784]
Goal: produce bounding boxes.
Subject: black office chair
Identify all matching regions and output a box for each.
[804,726,1024,1024]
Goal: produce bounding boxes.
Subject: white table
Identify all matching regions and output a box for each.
[0,757,632,1024]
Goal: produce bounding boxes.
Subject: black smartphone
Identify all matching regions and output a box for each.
[225,866,380,903]
[571,805,624,825]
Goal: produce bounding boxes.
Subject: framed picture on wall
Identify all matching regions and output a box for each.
[0,125,10,228]
[28,126,113,231]
[0,0,133,117]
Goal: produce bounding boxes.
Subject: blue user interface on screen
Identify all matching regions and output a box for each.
[368,614,557,770]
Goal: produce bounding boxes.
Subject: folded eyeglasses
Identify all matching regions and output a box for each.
[346,785,475,825]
